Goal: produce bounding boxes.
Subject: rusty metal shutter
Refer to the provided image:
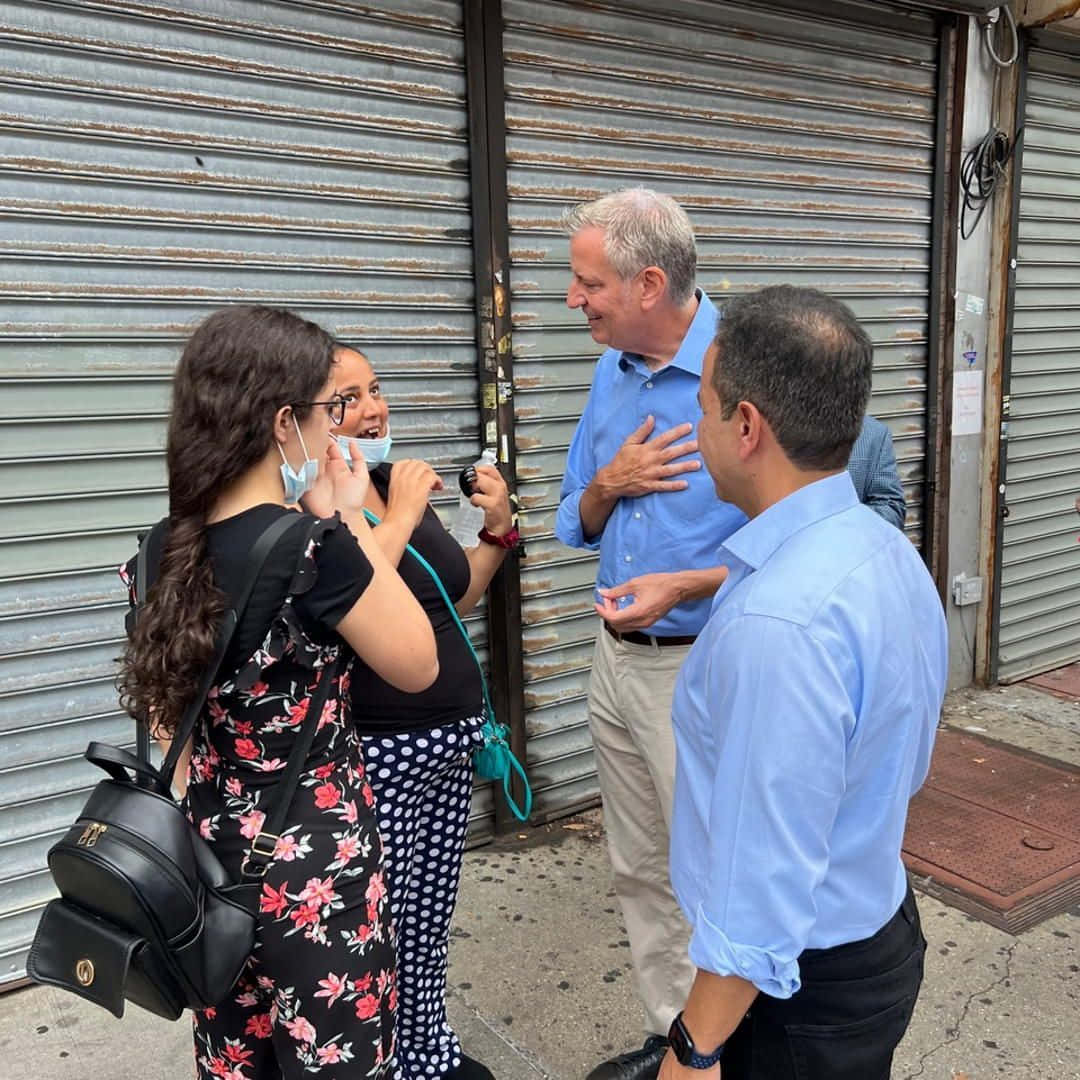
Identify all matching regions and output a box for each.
[502,0,942,819]
[996,32,1080,682]
[0,0,485,987]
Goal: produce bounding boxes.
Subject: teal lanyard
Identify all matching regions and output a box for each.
[361,508,531,820]
[362,509,495,726]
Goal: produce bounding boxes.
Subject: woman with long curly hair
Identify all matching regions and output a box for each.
[118,305,438,1079]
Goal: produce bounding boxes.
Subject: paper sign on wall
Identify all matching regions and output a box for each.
[953,369,983,437]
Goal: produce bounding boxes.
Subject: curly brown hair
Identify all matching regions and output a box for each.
[118,305,336,737]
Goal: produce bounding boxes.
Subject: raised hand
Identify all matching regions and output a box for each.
[596,415,701,501]
[386,458,444,531]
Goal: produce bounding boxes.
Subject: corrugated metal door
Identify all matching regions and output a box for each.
[996,33,1080,682]
[502,0,943,818]
[0,0,486,987]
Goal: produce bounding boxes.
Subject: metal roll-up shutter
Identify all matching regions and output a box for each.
[503,0,942,819]
[0,0,486,987]
[996,34,1080,682]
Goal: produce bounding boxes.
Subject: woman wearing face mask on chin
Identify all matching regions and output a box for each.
[332,345,516,1080]
[118,307,439,1080]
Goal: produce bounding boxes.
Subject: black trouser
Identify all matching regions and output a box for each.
[722,886,926,1080]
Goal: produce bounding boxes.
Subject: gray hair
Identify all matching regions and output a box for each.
[562,187,697,305]
[712,286,873,471]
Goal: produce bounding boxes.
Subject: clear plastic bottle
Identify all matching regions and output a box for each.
[451,448,497,545]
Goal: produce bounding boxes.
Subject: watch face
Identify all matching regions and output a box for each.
[668,1016,693,1065]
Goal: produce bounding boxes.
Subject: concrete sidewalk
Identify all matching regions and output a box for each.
[2,683,1078,1079]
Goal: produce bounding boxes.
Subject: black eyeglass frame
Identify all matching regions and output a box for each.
[291,394,348,427]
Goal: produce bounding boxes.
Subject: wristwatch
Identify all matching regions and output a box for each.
[668,1012,725,1070]
[478,525,521,550]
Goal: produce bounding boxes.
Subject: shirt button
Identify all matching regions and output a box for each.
[634,512,641,520]
[645,381,654,389]
[624,554,632,563]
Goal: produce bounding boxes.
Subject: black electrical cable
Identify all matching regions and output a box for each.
[959,127,1021,240]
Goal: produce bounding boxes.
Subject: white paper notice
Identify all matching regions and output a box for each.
[953,369,983,437]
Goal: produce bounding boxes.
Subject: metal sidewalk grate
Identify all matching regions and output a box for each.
[902,730,1080,933]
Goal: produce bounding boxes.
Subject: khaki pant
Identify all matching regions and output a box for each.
[588,626,696,1037]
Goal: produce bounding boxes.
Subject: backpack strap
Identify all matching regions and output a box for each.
[131,512,307,791]
[239,651,342,880]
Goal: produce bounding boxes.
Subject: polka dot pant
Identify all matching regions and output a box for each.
[362,716,486,1080]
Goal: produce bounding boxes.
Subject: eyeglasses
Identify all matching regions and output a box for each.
[293,394,347,427]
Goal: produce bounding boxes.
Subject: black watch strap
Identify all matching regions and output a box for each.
[668,1012,725,1070]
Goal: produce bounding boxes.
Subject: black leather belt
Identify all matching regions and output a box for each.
[603,621,697,648]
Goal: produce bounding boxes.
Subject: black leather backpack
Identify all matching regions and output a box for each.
[27,513,338,1019]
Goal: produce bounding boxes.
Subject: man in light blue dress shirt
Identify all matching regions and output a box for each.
[555,189,746,1080]
[661,286,947,1080]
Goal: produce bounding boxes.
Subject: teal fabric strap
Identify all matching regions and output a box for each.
[362,509,532,820]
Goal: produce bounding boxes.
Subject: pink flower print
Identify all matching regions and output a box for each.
[298,876,338,911]
[353,972,372,993]
[198,818,214,841]
[342,799,359,825]
[290,905,320,929]
[362,783,376,809]
[239,810,266,841]
[233,719,253,736]
[260,881,289,918]
[389,982,398,1011]
[234,990,259,1008]
[354,994,379,1020]
[283,1015,316,1044]
[365,871,387,906]
[316,1044,343,1065]
[224,1042,254,1067]
[314,762,335,780]
[257,757,285,772]
[208,1058,230,1078]
[249,680,269,698]
[234,738,259,761]
[274,834,300,861]
[314,972,347,1006]
[313,782,340,810]
[257,975,275,991]
[287,698,311,728]
[225,777,243,798]
[318,697,337,731]
[354,923,373,945]
[244,1013,273,1039]
[335,836,360,864]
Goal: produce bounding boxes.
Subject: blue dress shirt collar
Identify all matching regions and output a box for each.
[720,471,860,572]
[617,289,717,378]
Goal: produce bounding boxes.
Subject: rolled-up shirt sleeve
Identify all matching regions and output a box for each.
[681,615,854,999]
[555,387,603,551]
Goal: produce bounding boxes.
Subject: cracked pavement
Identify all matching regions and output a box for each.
[2,683,1078,1078]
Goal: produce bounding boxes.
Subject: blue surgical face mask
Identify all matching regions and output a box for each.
[337,424,393,469]
[278,417,319,502]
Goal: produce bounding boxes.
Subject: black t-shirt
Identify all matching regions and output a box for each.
[350,463,482,734]
[133,505,373,677]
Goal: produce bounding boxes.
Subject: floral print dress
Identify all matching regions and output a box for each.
[125,514,395,1080]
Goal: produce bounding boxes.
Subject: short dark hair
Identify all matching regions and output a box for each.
[712,286,873,470]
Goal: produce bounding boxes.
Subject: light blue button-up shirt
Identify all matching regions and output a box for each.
[555,290,747,637]
[670,472,947,999]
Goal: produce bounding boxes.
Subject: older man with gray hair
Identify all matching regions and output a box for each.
[555,188,745,1080]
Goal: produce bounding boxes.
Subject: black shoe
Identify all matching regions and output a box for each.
[444,1053,496,1080]
[585,1036,669,1080]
